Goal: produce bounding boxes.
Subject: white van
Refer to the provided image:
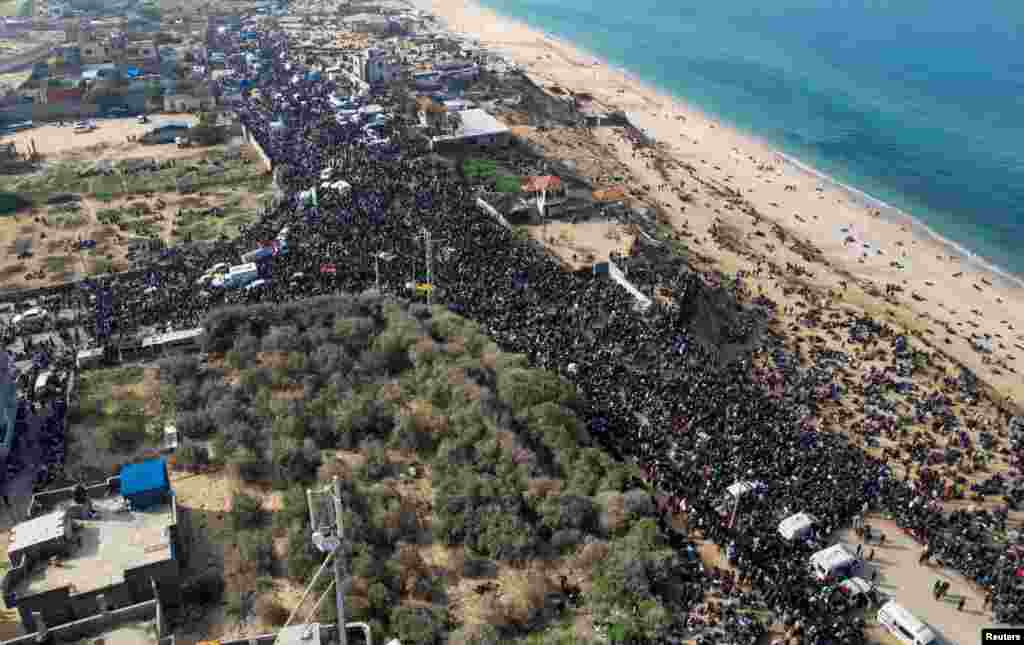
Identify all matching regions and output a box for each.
[877,601,937,645]
[809,543,859,581]
[778,512,817,541]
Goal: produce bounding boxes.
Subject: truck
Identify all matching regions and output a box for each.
[212,262,259,289]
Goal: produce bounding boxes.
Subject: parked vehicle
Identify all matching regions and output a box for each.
[877,601,937,645]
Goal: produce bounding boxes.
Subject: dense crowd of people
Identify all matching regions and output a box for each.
[1,26,1020,643]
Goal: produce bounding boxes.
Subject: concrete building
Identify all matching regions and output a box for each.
[430,108,510,151]
[1,597,175,644]
[2,463,183,634]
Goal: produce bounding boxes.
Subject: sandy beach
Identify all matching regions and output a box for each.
[409,0,1024,411]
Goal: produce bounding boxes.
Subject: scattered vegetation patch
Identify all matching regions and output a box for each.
[157,294,690,643]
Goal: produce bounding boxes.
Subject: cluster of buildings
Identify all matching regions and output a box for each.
[2,453,180,645]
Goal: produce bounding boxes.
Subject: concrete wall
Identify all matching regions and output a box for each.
[0,99,145,124]
[241,123,272,174]
[2,599,163,645]
[594,259,652,312]
[475,197,512,231]
[6,483,182,631]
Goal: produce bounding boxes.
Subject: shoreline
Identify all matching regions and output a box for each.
[408,0,1024,407]
[427,0,1024,291]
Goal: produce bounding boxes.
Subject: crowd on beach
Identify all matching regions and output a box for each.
[2,26,1022,644]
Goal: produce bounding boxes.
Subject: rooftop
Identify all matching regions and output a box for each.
[15,495,174,598]
[451,108,509,139]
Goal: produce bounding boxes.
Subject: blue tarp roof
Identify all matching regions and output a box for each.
[125,67,141,78]
[120,458,169,497]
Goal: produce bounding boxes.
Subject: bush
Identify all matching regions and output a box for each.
[550,529,583,552]
[238,528,275,576]
[358,440,394,480]
[231,492,264,531]
[176,409,215,439]
[461,556,496,579]
[497,368,575,414]
[273,440,322,485]
[367,581,393,616]
[98,412,148,453]
[255,597,289,626]
[540,494,598,533]
[595,492,628,537]
[229,447,268,482]
[286,524,319,581]
[182,573,224,606]
[389,605,448,645]
[175,443,209,470]
[621,489,655,519]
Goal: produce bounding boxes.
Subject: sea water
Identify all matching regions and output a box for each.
[477,0,1024,278]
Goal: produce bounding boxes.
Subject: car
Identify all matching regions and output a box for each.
[245,278,269,292]
[137,114,149,124]
[12,307,49,327]
[73,121,95,133]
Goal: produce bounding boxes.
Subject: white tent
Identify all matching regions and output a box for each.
[778,512,816,541]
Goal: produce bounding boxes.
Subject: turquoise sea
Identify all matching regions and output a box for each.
[476,0,1024,278]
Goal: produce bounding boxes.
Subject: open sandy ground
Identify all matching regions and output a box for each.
[1,115,199,160]
[411,0,1024,412]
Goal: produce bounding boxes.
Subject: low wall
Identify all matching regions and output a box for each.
[241,123,272,173]
[1,599,161,645]
[594,259,652,312]
[475,196,511,230]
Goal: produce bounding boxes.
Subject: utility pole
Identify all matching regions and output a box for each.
[424,229,433,307]
[416,231,449,308]
[332,476,347,645]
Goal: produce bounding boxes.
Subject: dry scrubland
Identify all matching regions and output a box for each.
[0,139,272,289]
[70,294,709,645]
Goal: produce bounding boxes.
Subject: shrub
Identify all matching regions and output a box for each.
[497,368,575,414]
[238,528,275,576]
[273,441,321,485]
[621,489,655,519]
[358,441,393,480]
[182,573,224,606]
[550,529,583,552]
[229,447,268,482]
[367,581,393,616]
[595,492,628,537]
[175,443,209,470]
[461,556,495,579]
[389,605,448,645]
[176,409,215,439]
[255,597,289,626]
[231,492,264,531]
[540,494,598,533]
[98,413,148,453]
[573,541,611,572]
[286,524,319,581]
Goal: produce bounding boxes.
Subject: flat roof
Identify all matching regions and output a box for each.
[452,108,508,139]
[15,495,174,598]
[9,510,69,556]
[139,327,203,349]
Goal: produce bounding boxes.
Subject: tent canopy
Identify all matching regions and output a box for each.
[120,457,170,508]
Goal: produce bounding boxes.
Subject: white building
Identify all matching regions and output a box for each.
[431,108,510,150]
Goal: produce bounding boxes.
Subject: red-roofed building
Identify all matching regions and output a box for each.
[521,175,566,198]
